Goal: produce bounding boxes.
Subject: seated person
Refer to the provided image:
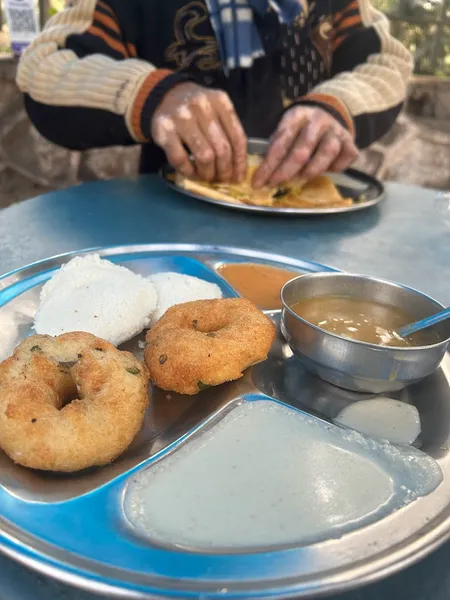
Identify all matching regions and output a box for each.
[17,0,413,186]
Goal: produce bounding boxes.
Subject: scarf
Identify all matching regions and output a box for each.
[204,0,305,72]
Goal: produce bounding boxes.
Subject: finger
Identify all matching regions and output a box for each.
[300,130,342,179]
[164,136,195,177]
[190,95,232,183]
[191,98,233,183]
[152,115,195,177]
[328,136,359,172]
[210,91,248,182]
[268,117,329,185]
[175,107,216,181]
[252,113,306,188]
[153,116,194,177]
[183,128,215,181]
[208,120,233,182]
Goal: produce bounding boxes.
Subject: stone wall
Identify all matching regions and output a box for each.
[1,56,449,208]
[0,57,140,208]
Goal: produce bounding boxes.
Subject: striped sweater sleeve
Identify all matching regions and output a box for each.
[16,0,188,150]
[296,0,413,148]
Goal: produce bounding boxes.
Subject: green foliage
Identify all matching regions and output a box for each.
[50,0,65,12]
[373,0,450,76]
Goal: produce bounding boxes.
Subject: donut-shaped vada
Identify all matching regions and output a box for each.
[0,332,149,472]
[145,298,276,395]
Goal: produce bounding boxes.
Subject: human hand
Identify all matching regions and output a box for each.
[151,82,247,183]
[253,106,359,188]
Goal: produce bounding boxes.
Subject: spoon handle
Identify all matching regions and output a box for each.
[397,307,450,338]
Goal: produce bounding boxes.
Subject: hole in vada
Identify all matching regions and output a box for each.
[56,368,81,408]
[60,388,80,407]
[61,389,81,406]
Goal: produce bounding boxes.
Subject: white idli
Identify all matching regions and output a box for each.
[148,272,222,323]
[34,254,157,346]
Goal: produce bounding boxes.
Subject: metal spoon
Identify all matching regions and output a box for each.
[396,307,450,338]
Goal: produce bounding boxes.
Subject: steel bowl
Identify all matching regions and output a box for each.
[281,273,450,393]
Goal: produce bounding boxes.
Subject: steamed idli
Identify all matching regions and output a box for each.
[149,272,222,323]
[34,254,157,346]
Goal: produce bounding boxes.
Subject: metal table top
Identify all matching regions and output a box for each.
[0,175,449,600]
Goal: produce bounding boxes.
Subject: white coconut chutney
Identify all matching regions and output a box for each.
[124,400,441,550]
[334,397,421,445]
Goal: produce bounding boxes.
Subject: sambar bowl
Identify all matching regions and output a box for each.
[280,273,450,394]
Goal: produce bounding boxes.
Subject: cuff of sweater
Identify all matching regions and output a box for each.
[293,93,355,138]
[128,69,192,142]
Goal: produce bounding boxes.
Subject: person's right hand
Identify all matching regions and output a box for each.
[151,82,247,183]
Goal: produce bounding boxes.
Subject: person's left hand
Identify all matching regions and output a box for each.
[253,105,359,188]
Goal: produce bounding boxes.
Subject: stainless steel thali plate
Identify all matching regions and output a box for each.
[161,166,385,215]
[160,138,385,215]
[0,243,449,600]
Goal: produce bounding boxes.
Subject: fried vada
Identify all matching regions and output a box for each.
[0,332,149,472]
[145,298,276,395]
